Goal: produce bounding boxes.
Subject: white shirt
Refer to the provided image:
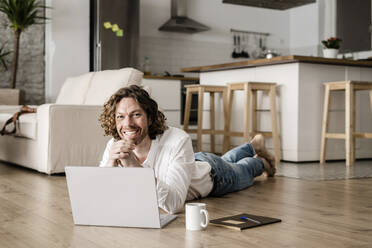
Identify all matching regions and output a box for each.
[99,127,213,214]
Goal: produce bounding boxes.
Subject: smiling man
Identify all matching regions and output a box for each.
[99,85,276,214]
[104,96,152,167]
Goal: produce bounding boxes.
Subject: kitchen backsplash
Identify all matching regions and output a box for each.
[138,35,289,76]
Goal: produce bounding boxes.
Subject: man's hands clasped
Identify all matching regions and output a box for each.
[107,140,141,167]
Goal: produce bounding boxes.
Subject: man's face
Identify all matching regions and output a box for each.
[115,97,151,145]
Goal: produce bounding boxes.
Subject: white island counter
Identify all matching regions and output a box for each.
[182,55,372,162]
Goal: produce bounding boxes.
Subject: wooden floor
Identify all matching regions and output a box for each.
[1,162,372,248]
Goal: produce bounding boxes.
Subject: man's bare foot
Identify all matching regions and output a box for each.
[251,134,276,170]
[250,134,265,154]
[256,155,276,177]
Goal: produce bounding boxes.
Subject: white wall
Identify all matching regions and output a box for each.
[139,0,290,75]
[141,0,289,44]
[45,0,90,103]
[289,0,338,56]
[289,3,319,56]
[44,0,334,102]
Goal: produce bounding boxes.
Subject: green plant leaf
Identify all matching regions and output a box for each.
[0,0,49,32]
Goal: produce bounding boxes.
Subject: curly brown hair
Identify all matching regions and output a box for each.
[99,85,168,140]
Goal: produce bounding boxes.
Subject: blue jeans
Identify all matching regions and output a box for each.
[194,143,265,197]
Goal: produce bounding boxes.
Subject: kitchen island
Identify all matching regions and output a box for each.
[182,55,372,162]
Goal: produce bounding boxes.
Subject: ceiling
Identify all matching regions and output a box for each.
[222,0,316,10]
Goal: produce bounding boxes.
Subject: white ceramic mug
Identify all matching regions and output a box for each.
[185,203,209,231]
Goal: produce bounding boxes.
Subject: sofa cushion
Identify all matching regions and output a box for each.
[56,72,95,104]
[83,68,143,105]
[0,112,37,140]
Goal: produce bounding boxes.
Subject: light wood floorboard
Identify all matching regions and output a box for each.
[0,162,371,248]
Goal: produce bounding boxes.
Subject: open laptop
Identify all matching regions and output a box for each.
[65,166,177,228]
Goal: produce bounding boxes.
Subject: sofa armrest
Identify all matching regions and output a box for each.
[36,104,110,174]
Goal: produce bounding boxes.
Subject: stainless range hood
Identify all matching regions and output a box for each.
[159,0,210,33]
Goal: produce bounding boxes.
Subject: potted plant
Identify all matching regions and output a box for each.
[0,0,48,104]
[321,37,342,58]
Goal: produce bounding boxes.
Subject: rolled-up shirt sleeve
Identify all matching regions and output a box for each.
[156,136,194,214]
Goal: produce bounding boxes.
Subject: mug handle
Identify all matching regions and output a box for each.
[200,209,209,228]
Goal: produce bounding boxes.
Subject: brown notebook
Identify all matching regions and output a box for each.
[210,213,281,231]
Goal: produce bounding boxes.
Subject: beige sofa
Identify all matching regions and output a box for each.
[0,68,143,174]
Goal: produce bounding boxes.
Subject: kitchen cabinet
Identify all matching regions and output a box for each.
[142,77,181,128]
[337,0,371,52]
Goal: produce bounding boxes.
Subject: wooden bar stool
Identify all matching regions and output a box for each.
[223,82,281,163]
[320,81,372,166]
[183,85,227,153]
